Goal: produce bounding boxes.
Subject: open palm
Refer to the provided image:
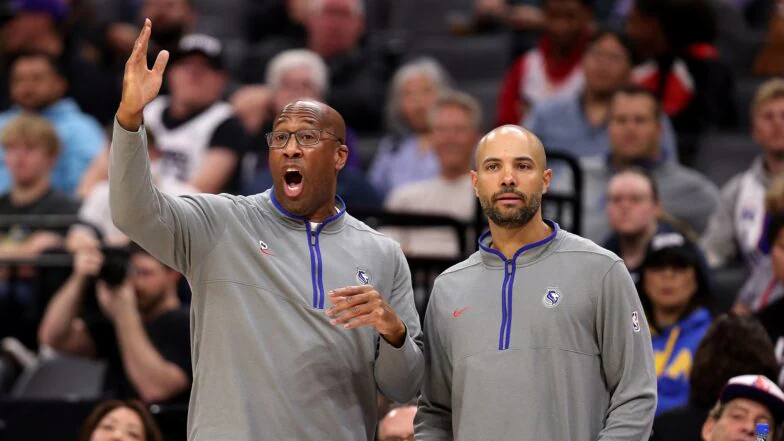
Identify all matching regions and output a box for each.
[117,18,169,130]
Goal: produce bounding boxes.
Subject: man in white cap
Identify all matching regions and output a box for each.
[702,375,784,441]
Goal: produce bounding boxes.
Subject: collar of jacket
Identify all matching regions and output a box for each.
[259,188,348,232]
[477,219,561,268]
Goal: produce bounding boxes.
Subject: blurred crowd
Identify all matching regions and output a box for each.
[0,0,783,439]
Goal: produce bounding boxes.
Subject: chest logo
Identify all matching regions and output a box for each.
[259,240,273,256]
[356,267,371,285]
[543,287,561,308]
[453,307,469,318]
[632,311,641,333]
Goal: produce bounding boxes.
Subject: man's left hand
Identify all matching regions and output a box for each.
[326,286,406,347]
[97,281,138,322]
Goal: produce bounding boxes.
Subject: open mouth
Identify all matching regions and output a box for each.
[283,168,304,198]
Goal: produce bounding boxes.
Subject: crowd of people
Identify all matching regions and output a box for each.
[0,0,783,439]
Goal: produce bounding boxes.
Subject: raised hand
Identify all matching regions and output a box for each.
[325,286,407,348]
[117,18,169,131]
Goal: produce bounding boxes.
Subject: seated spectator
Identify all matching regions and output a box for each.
[79,399,162,441]
[638,231,713,415]
[495,0,593,126]
[0,52,105,196]
[144,34,249,194]
[69,128,197,248]
[38,243,191,404]
[240,0,389,132]
[701,375,784,441]
[378,404,417,441]
[524,29,679,160]
[603,167,699,283]
[383,91,481,258]
[581,86,720,243]
[245,0,308,45]
[626,0,736,160]
[702,79,784,270]
[232,49,362,180]
[0,113,79,343]
[652,314,780,441]
[0,0,122,124]
[369,58,451,198]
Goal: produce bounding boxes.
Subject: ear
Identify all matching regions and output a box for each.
[471,170,479,197]
[542,168,552,195]
[335,144,348,172]
[701,418,715,441]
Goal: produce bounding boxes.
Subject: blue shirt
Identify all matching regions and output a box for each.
[652,307,712,415]
[368,135,439,199]
[523,93,679,160]
[0,98,105,196]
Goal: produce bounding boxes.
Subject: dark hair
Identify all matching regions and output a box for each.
[610,85,662,118]
[689,314,779,409]
[633,0,717,51]
[9,51,66,78]
[79,400,162,441]
[588,28,640,65]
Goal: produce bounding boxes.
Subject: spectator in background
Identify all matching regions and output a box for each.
[524,29,679,160]
[69,128,197,249]
[581,86,720,243]
[700,375,784,441]
[702,79,784,271]
[626,0,736,163]
[495,0,593,126]
[0,52,105,196]
[637,231,713,415]
[38,243,191,405]
[652,314,780,441]
[240,0,389,132]
[144,34,248,194]
[474,0,545,58]
[0,113,78,257]
[246,0,308,45]
[79,399,162,441]
[603,167,699,284]
[232,49,362,174]
[0,113,79,344]
[369,58,450,198]
[752,0,784,76]
[378,404,417,441]
[383,91,481,258]
[0,0,121,124]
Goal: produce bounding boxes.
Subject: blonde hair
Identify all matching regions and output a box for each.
[752,78,784,118]
[1,113,60,157]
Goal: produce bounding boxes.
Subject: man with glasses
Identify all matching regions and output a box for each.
[108,20,423,441]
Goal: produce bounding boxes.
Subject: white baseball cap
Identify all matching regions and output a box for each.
[719,375,784,424]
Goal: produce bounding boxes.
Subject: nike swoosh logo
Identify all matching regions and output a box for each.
[453,307,469,318]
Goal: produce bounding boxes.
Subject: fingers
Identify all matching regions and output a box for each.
[329,285,374,298]
[129,18,151,65]
[326,292,374,316]
[152,50,169,76]
[342,309,385,330]
[329,302,378,327]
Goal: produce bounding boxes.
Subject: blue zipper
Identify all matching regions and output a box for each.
[305,223,319,308]
[477,222,560,351]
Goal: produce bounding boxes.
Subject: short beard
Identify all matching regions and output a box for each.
[480,187,541,229]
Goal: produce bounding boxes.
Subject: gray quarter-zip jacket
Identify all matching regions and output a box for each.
[415,222,657,441]
[109,120,424,441]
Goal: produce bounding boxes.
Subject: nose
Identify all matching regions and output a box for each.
[501,166,517,187]
[281,135,303,159]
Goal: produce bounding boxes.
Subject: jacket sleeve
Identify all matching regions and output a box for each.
[374,243,424,402]
[659,115,679,163]
[700,176,741,268]
[414,281,453,441]
[109,119,229,276]
[596,260,657,441]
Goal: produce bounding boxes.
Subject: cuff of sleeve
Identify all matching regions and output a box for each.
[377,324,417,366]
[113,116,144,135]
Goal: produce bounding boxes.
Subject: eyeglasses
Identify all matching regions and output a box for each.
[266,129,343,149]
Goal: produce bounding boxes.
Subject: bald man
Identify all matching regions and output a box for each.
[415,125,657,441]
[109,20,423,440]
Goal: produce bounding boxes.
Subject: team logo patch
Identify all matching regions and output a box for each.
[542,287,561,308]
[632,311,641,333]
[356,268,371,285]
[258,240,273,256]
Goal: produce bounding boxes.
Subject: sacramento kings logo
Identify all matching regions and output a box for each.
[356,268,371,285]
[543,288,561,308]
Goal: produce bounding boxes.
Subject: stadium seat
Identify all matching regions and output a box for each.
[11,355,106,400]
[388,0,475,35]
[405,33,512,83]
[459,78,503,131]
[735,77,767,130]
[693,131,758,188]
